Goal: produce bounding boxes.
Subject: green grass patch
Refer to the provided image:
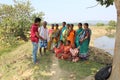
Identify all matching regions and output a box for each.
[0,45,18,56]
[59,60,104,80]
[32,52,53,80]
[0,41,24,56]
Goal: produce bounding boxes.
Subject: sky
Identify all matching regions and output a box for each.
[0,0,117,23]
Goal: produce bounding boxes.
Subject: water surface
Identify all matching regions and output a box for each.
[94,36,115,55]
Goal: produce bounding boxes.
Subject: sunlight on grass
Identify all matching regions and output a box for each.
[59,60,104,80]
[33,53,53,80]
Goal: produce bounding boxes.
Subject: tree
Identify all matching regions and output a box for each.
[108,20,117,27]
[0,0,44,46]
[96,0,120,80]
[96,23,105,26]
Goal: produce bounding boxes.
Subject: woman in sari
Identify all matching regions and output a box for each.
[54,40,64,58]
[70,44,79,62]
[60,22,66,43]
[79,23,91,60]
[67,24,75,46]
[53,24,60,48]
[63,24,70,42]
[48,24,55,50]
[61,40,71,60]
[75,23,83,48]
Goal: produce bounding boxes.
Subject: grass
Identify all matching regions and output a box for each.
[59,59,104,80]
[0,26,113,80]
[32,52,53,80]
[0,45,105,80]
[106,34,115,38]
[0,41,53,80]
[0,45,18,56]
[0,41,24,56]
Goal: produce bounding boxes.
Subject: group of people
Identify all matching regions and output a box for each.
[30,17,91,64]
[49,22,91,62]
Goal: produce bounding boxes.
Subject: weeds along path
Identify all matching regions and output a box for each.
[0,42,34,80]
[0,42,69,80]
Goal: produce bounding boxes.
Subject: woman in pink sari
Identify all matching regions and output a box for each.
[48,24,54,50]
[70,44,79,62]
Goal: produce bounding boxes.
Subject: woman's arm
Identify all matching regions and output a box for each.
[83,31,89,40]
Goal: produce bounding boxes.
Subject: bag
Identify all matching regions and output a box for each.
[95,65,112,80]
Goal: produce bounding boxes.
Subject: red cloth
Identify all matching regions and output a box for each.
[61,46,71,60]
[48,29,54,35]
[30,24,39,43]
[54,44,64,57]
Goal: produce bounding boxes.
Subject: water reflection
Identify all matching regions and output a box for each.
[94,36,115,55]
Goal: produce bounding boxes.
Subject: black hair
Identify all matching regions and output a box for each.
[34,18,41,23]
[56,24,59,27]
[78,23,82,26]
[60,40,63,43]
[51,24,54,26]
[63,22,66,25]
[84,23,89,27]
[67,40,71,44]
[67,24,70,26]
[71,24,74,27]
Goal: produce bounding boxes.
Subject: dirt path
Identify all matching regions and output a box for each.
[50,55,64,80]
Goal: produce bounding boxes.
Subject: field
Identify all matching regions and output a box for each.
[0,26,115,80]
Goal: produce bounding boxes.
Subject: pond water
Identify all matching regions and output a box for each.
[94,36,115,55]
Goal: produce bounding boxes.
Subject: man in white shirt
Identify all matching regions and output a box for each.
[38,21,49,55]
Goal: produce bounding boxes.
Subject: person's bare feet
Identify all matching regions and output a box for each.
[40,53,43,56]
[34,61,39,64]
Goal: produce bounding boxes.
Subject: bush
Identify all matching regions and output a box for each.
[96,23,105,26]
[105,26,115,34]
[0,0,44,46]
[108,20,116,27]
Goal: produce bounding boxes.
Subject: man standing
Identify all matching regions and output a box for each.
[38,21,49,56]
[30,18,42,64]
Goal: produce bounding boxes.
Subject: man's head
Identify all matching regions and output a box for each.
[43,21,47,28]
[62,22,66,27]
[34,18,41,26]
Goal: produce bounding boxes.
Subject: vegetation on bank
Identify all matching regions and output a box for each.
[0,41,113,80]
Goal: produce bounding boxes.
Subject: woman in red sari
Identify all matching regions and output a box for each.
[61,40,71,60]
[54,40,64,58]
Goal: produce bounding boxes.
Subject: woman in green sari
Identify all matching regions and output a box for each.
[75,23,83,48]
[79,23,91,60]
[60,22,66,43]
[63,24,70,42]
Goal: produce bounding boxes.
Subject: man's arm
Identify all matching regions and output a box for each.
[35,32,44,40]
